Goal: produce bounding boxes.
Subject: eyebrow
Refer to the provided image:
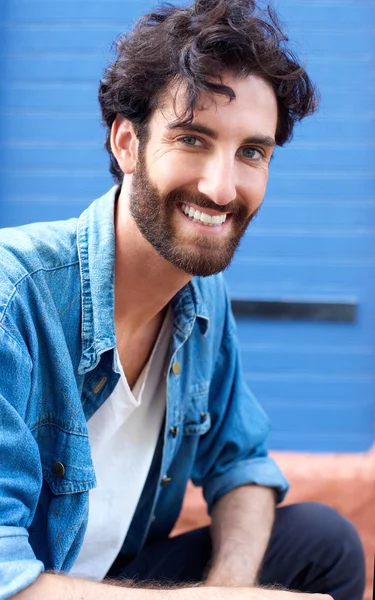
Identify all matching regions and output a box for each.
[167,122,276,148]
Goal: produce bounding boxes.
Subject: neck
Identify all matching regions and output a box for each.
[114,184,191,335]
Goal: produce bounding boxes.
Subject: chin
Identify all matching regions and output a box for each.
[171,254,234,278]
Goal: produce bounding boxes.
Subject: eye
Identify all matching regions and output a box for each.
[239,147,263,161]
[178,135,204,147]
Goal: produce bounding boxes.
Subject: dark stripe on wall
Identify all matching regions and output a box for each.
[231,299,357,322]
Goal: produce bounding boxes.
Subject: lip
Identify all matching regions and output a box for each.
[176,202,232,234]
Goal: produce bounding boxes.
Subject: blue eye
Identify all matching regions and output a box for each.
[179,136,203,146]
[240,147,262,160]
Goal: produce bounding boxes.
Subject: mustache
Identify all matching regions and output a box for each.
[167,188,240,215]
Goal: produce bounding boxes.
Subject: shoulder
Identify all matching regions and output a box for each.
[0,218,79,281]
[0,218,79,324]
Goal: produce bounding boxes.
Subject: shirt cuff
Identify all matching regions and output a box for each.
[203,457,290,514]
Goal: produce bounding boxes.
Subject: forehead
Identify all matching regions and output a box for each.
[152,73,278,139]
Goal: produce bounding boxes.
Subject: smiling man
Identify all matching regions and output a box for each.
[0,1,365,599]
[120,75,276,280]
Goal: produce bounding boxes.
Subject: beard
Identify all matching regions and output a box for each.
[129,150,258,277]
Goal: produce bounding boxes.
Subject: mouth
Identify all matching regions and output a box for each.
[179,202,230,227]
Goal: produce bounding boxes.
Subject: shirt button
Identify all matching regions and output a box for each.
[161,475,172,486]
[53,462,65,478]
[200,412,207,421]
[171,362,181,375]
[170,426,178,438]
[151,515,156,523]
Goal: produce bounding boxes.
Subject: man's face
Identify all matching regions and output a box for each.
[129,73,278,277]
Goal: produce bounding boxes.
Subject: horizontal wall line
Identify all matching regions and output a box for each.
[232,298,356,322]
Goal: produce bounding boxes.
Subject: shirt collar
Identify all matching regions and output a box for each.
[77,186,118,374]
[171,279,210,337]
[77,186,210,374]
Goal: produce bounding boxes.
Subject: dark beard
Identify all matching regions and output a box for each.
[129,150,257,277]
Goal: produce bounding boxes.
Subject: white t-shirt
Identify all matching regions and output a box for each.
[70,310,171,581]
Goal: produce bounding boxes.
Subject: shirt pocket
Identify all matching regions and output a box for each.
[183,384,211,436]
[35,424,96,495]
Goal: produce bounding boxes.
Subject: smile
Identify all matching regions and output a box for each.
[180,203,228,227]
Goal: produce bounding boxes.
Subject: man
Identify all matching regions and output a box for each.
[0,0,365,598]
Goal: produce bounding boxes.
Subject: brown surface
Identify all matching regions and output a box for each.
[173,446,375,600]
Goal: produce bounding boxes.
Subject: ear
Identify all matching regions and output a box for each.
[110,115,139,175]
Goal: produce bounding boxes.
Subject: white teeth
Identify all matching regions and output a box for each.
[181,204,227,226]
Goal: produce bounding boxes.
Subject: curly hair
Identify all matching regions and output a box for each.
[99,0,318,183]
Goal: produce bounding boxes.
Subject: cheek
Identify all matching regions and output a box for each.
[241,170,269,211]
[149,154,200,194]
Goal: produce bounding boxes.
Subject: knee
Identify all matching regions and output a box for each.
[298,502,365,594]
[302,502,363,550]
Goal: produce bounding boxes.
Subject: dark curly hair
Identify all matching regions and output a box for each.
[99,0,318,183]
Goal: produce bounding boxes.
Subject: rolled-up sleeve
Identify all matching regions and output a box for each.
[0,326,44,599]
[191,284,289,514]
[0,528,43,599]
[202,456,289,515]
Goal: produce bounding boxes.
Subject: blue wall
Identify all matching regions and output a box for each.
[1,0,374,452]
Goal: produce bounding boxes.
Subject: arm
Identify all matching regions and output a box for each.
[191,279,289,514]
[205,485,276,587]
[14,573,163,599]
[14,573,332,600]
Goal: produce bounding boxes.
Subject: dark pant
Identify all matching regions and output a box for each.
[107,502,365,599]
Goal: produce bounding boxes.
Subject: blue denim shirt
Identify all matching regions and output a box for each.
[0,187,288,598]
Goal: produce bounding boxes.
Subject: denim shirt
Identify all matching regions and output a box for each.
[0,187,288,598]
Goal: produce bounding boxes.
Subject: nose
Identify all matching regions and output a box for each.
[197,155,237,206]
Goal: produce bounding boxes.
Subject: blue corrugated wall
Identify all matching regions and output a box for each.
[1,0,374,452]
